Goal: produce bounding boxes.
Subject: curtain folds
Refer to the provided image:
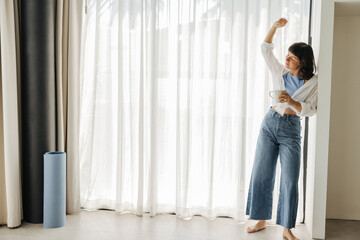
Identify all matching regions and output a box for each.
[55,0,83,214]
[0,0,22,228]
[0,0,83,226]
[80,0,311,224]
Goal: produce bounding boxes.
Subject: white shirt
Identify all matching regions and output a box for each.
[261,41,318,117]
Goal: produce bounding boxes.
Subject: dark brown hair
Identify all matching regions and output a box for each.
[288,42,316,80]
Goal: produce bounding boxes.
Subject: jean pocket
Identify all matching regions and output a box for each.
[288,118,300,128]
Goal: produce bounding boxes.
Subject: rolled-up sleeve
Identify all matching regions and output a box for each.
[297,87,318,117]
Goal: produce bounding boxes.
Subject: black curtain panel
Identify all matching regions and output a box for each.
[19,0,56,223]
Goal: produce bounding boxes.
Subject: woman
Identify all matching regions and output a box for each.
[245,18,318,240]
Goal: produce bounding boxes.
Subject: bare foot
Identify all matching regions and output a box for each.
[246,220,267,233]
[283,228,299,240]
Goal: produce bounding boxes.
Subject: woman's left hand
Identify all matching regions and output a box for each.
[279,91,294,106]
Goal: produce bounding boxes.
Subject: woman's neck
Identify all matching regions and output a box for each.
[289,69,299,76]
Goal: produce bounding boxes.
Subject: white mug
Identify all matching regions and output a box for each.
[269,90,284,103]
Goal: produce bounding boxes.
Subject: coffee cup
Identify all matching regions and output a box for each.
[269,90,284,103]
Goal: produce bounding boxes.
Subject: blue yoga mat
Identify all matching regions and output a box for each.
[43,152,66,228]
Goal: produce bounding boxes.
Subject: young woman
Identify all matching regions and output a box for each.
[245,18,318,240]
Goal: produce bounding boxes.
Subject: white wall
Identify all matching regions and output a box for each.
[306,0,337,239]
[327,14,360,220]
[304,0,322,236]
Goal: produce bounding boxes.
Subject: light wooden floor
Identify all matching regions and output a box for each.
[0,210,315,240]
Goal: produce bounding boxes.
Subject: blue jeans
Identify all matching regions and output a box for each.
[246,108,301,229]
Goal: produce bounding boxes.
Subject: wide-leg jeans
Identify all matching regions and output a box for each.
[246,108,302,229]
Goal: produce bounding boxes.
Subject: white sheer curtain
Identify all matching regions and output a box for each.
[79,0,310,224]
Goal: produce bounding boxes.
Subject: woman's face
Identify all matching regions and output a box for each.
[285,51,301,73]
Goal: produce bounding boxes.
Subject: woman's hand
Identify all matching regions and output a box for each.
[279,91,294,105]
[280,91,303,112]
[273,18,288,29]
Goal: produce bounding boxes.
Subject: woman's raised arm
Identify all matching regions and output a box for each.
[264,18,287,43]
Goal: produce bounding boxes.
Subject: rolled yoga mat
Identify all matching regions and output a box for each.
[43,152,66,228]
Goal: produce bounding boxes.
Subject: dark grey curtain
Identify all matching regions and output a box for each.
[19,0,56,223]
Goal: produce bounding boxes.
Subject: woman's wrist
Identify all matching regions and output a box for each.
[289,99,296,107]
[289,100,302,112]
